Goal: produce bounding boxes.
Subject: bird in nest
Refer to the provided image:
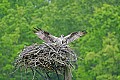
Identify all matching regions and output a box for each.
[33,27,87,45]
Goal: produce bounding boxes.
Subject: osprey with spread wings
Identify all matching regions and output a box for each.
[33,28,86,45]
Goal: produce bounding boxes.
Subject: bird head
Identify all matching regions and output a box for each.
[55,35,66,45]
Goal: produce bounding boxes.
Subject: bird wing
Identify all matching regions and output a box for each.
[33,27,57,43]
[64,31,86,44]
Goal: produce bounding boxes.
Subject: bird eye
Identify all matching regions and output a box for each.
[62,41,63,44]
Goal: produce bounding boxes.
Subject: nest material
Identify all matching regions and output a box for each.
[15,43,77,74]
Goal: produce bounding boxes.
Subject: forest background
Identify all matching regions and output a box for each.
[0,0,120,80]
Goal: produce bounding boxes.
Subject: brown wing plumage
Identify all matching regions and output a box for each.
[33,27,57,43]
[64,31,87,44]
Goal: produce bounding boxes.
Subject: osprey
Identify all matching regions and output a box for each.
[33,27,86,45]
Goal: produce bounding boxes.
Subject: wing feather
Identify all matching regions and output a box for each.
[33,27,57,43]
[65,31,86,44]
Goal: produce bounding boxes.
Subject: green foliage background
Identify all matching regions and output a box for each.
[0,0,120,80]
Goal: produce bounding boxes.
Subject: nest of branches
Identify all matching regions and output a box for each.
[15,43,77,75]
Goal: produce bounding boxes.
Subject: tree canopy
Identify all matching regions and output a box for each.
[0,0,120,80]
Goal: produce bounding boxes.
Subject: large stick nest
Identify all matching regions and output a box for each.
[15,43,77,74]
